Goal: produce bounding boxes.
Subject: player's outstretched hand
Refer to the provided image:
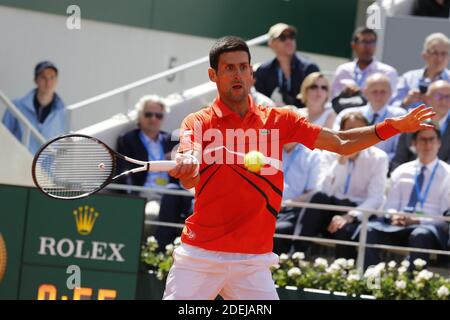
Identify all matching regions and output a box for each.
[169,152,199,181]
[388,104,436,133]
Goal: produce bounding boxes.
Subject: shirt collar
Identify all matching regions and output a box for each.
[354,59,376,72]
[421,68,450,81]
[366,103,388,116]
[439,110,450,127]
[140,130,162,144]
[212,95,257,118]
[417,157,439,172]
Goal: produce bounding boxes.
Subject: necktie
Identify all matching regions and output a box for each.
[404,166,426,212]
[370,113,379,125]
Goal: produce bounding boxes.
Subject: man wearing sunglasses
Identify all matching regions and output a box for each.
[116,95,178,189]
[254,22,320,107]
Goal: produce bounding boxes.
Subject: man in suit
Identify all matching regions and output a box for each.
[116,95,192,248]
[366,125,450,269]
[390,80,450,172]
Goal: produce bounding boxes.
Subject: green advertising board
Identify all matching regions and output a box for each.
[0,185,29,299]
[0,185,146,300]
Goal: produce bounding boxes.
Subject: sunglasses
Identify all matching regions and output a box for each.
[144,112,164,120]
[309,84,328,91]
[277,33,296,42]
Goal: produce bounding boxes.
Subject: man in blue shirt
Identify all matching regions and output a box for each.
[2,61,67,154]
[254,23,320,108]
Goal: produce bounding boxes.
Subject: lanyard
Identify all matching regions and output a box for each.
[277,68,292,92]
[354,63,368,88]
[139,131,165,161]
[366,108,388,124]
[344,160,355,195]
[414,161,439,212]
[283,145,302,174]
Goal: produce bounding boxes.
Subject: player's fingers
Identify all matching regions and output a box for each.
[417,111,436,121]
[409,104,426,115]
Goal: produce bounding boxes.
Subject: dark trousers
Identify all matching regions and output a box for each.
[296,192,358,258]
[154,193,193,251]
[274,207,301,255]
[365,225,439,269]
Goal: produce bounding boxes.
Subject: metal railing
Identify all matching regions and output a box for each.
[0,90,46,147]
[67,34,270,112]
[106,184,450,276]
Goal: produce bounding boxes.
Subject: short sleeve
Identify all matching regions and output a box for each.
[177,113,204,153]
[282,110,322,150]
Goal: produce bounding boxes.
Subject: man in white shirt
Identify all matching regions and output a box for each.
[330,27,398,100]
[297,112,389,258]
[334,73,406,160]
[274,143,321,254]
[366,126,450,268]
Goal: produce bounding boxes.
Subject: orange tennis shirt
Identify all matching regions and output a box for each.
[178,95,322,254]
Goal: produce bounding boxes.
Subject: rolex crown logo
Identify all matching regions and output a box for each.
[73,206,99,235]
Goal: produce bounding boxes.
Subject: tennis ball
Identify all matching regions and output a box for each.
[244,151,266,172]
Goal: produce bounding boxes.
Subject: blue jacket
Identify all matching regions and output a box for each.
[2,89,67,154]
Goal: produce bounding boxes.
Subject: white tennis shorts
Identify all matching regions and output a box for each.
[163,243,280,300]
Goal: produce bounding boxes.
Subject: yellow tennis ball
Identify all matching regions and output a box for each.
[244,151,266,172]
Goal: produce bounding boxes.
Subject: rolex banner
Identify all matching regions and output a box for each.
[0,185,146,300]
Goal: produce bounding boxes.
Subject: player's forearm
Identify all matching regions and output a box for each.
[335,125,381,155]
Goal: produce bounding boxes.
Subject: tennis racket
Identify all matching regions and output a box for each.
[32,134,177,200]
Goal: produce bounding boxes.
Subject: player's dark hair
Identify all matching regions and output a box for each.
[209,36,251,72]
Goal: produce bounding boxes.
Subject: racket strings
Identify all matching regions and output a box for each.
[34,136,114,199]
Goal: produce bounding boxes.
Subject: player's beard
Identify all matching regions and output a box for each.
[225,85,249,104]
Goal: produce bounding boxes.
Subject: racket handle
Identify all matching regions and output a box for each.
[148,160,177,172]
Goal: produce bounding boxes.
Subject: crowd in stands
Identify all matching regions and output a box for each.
[3,20,450,269]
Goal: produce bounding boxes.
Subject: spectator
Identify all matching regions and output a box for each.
[296,72,336,128]
[116,95,178,192]
[330,27,398,101]
[274,142,321,254]
[2,61,67,154]
[334,73,406,160]
[254,23,320,107]
[297,112,388,258]
[250,78,276,107]
[390,80,450,172]
[392,32,450,108]
[412,0,450,18]
[365,126,450,268]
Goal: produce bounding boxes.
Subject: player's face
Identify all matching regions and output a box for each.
[209,51,253,104]
[423,42,449,72]
[35,69,58,95]
[413,129,441,160]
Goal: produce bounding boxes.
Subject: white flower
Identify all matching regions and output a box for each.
[416,269,434,282]
[173,237,182,246]
[375,262,386,271]
[401,260,410,268]
[287,267,302,277]
[388,261,397,269]
[326,263,341,274]
[314,257,328,268]
[292,252,305,261]
[347,259,355,269]
[279,254,289,262]
[395,280,407,290]
[146,236,157,244]
[165,244,174,253]
[364,266,381,279]
[347,273,361,282]
[413,258,427,269]
[437,286,449,298]
[334,258,347,268]
[397,266,407,275]
[272,264,281,270]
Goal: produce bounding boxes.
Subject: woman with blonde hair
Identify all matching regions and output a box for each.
[297,72,336,128]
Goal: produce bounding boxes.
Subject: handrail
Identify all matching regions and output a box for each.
[67,34,270,111]
[0,90,46,146]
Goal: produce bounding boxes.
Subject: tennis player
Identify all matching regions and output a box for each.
[164,36,435,300]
